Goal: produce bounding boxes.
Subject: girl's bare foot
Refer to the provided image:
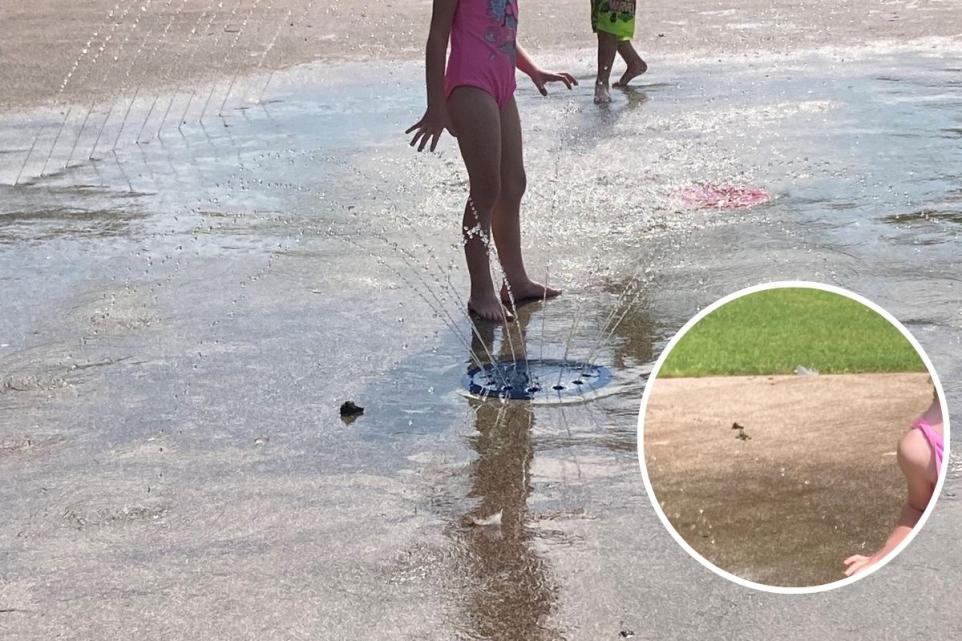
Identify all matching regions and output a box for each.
[613,59,648,87]
[468,294,514,322]
[500,280,562,307]
[594,83,611,104]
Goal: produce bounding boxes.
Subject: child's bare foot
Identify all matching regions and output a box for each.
[468,294,514,322]
[613,59,648,87]
[500,280,562,307]
[594,83,611,104]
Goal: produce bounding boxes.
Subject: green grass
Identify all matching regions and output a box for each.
[659,288,925,377]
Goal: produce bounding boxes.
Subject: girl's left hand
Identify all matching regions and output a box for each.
[529,70,578,96]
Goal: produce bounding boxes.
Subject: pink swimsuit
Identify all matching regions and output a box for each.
[914,419,944,472]
[445,0,519,107]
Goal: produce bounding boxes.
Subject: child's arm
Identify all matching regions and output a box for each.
[406,0,457,152]
[844,428,936,576]
[515,43,577,96]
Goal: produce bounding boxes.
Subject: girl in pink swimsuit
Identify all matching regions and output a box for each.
[407,0,577,322]
[844,387,946,577]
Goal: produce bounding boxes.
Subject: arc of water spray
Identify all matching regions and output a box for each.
[13,132,42,186]
[496,256,531,383]
[581,279,649,370]
[151,0,218,138]
[459,206,521,378]
[266,170,513,388]
[190,162,509,390]
[177,1,226,132]
[64,1,136,171]
[337,231,495,380]
[581,255,656,368]
[550,248,610,374]
[134,0,190,143]
[196,0,246,123]
[557,295,586,387]
[579,278,640,365]
[111,145,135,192]
[249,8,290,106]
[112,0,180,152]
[389,209,510,364]
[461,196,521,369]
[216,0,265,118]
[37,105,74,180]
[463,196,529,382]
[538,265,549,366]
[549,259,609,387]
[262,166,503,382]
[88,0,158,160]
[23,1,128,182]
[336,197,505,383]
[254,0,320,105]
[366,226,503,382]
[389,242,497,378]
[65,2,139,167]
[216,0,276,117]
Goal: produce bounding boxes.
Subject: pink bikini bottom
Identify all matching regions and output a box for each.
[914,419,944,472]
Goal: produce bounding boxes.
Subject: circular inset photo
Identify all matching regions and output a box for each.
[638,282,949,593]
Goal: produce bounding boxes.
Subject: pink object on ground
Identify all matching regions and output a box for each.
[445,0,520,108]
[678,184,771,209]
[914,418,944,472]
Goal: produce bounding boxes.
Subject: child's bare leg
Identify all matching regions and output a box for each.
[447,86,513,322]
[613,40,647,87]
[594,32,618,104]
[491,97,561,306]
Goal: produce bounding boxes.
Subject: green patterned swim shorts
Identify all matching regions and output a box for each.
[590,0,637,41]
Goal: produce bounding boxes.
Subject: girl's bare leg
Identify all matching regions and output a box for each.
[447,86,513,322]
[492,97,561,306]
[613,40,648,87]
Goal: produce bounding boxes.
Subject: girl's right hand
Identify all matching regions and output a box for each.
[842,554,875,577]
[405,107,453,152]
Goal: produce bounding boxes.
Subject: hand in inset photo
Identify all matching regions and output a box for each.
[844,390,943,576]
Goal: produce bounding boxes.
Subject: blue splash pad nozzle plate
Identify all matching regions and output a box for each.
[464,358,613,403]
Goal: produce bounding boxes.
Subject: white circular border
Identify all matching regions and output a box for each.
[636,280,951,594]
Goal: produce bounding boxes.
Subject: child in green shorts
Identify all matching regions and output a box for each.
[591,0,647,103]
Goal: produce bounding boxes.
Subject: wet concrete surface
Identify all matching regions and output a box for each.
[1,37,961,641]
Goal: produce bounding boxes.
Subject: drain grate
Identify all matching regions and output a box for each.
[464,359,612,402]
